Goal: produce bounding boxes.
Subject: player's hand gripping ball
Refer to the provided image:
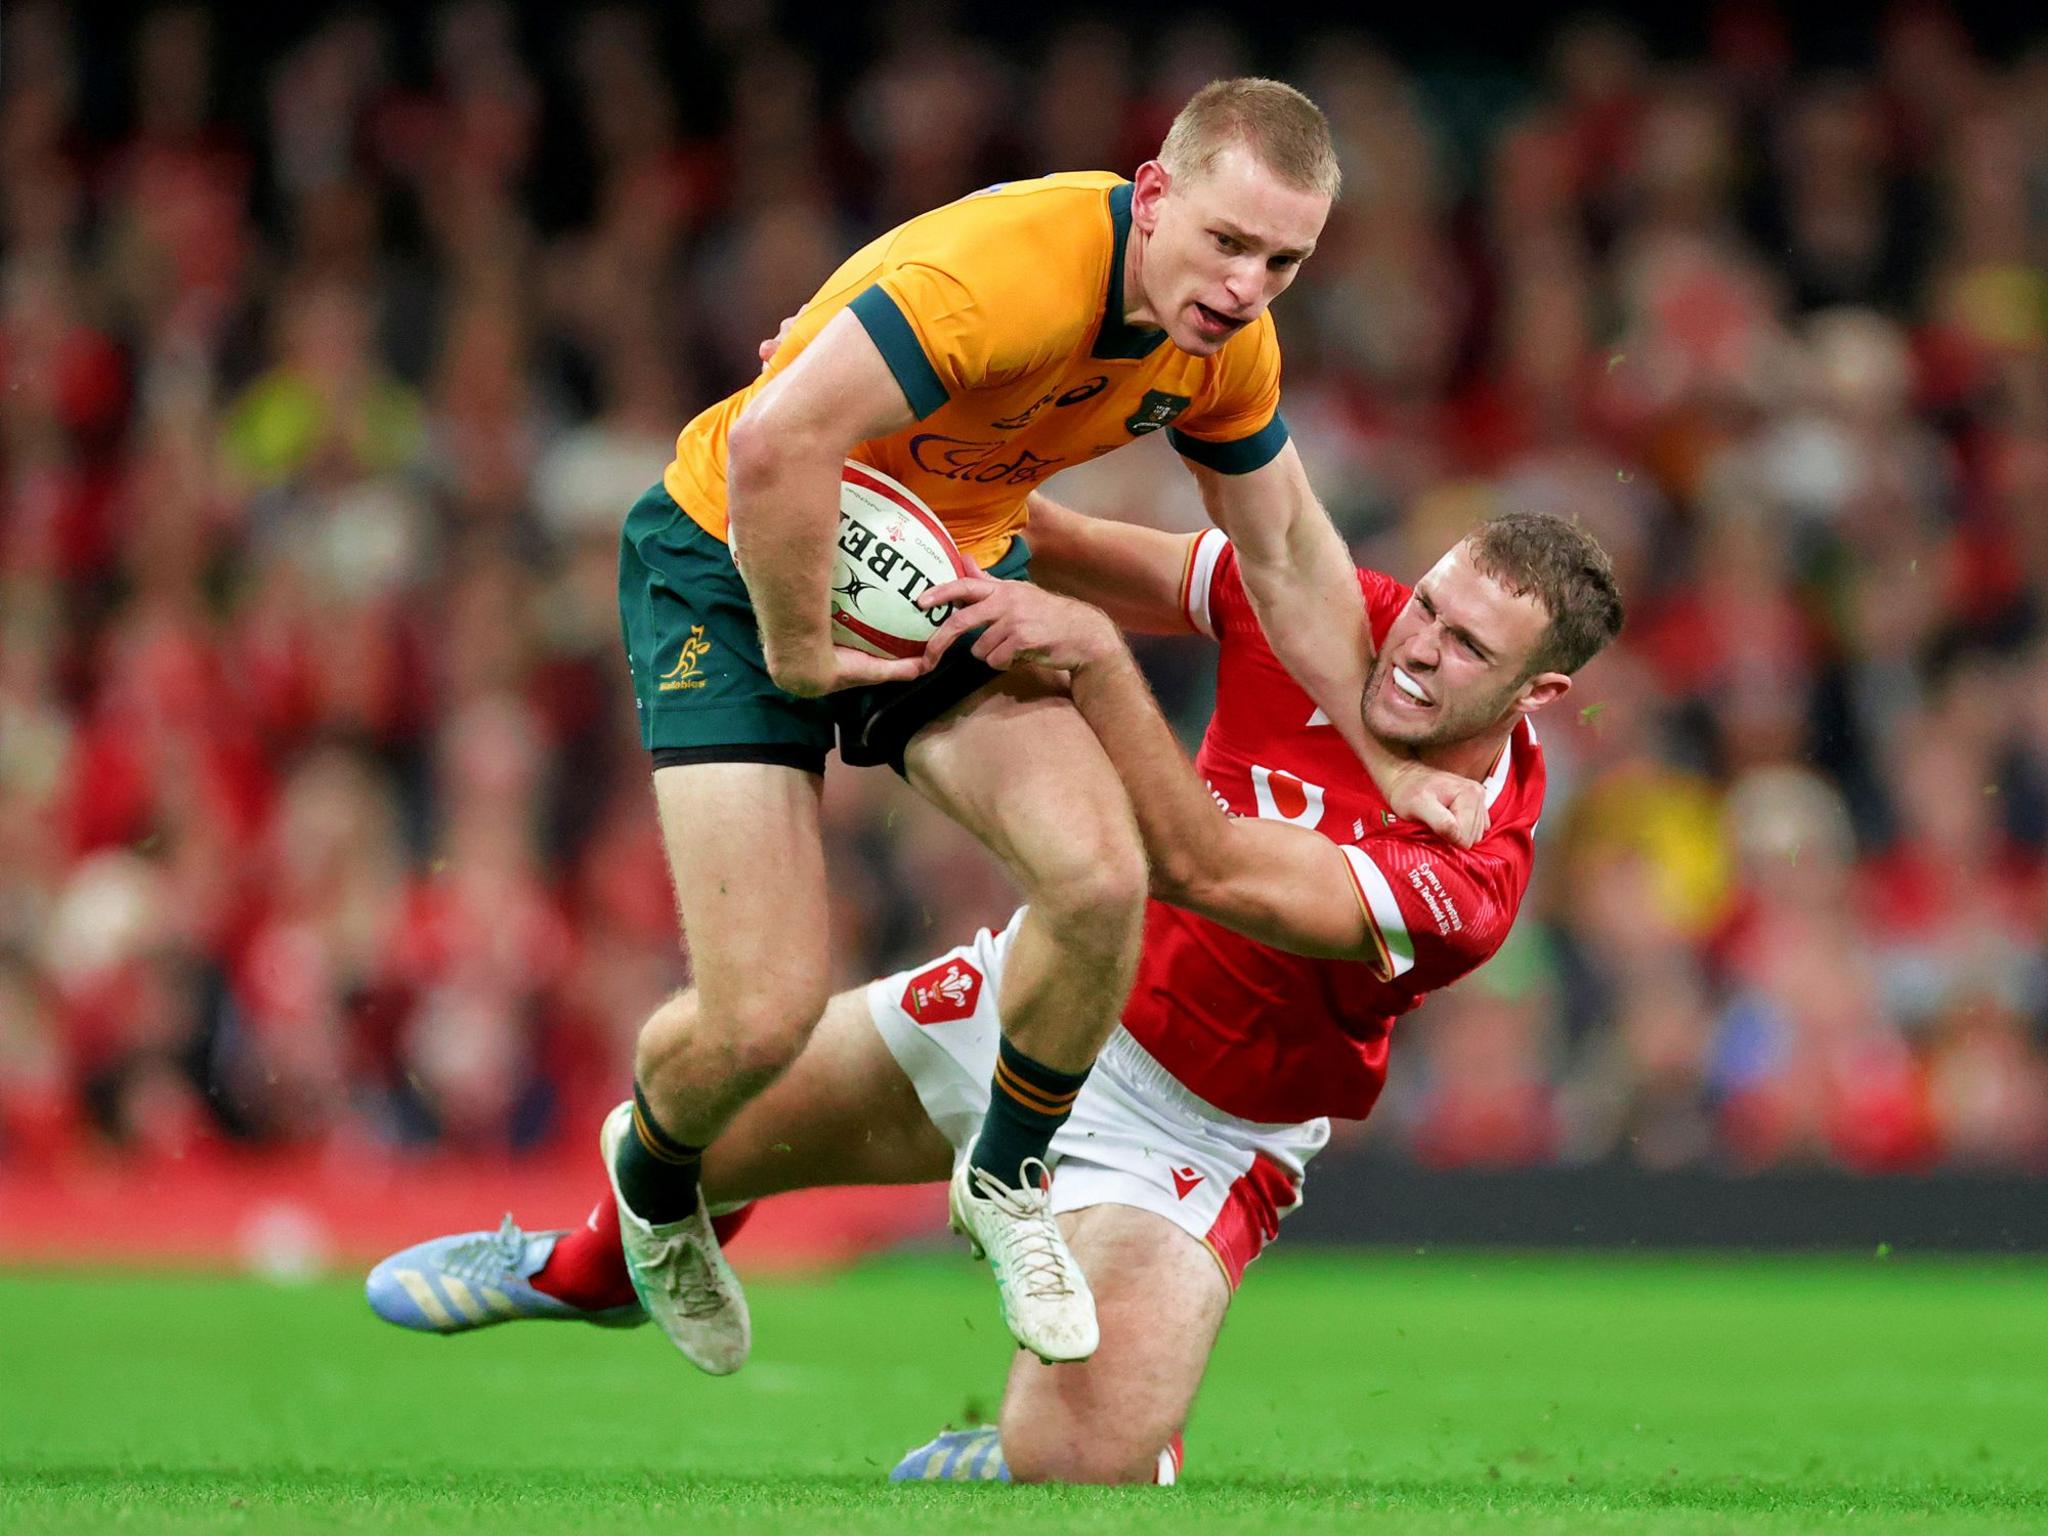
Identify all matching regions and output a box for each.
[831,462,977,659]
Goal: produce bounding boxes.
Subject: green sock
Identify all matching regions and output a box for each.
[614,1085,703,1224]
[969,1038,1090,1191]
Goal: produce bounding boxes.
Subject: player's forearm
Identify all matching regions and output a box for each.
[1067,647,1235,899]
[1234,507,1371,735]
[1022,494,1195,634]
[1234,526,1433,807]
[1209,452,1380,761]
[726,418,842,686]
[1019,498,1118,606]
[1067,648,1371,958]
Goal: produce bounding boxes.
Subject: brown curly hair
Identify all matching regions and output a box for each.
[1464,512,1625,677]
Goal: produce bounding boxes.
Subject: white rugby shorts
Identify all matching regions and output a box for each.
[867,909,1331,1289]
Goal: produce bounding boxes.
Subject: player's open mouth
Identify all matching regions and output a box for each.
[1390,665,1434,709]
[1192,302,1244,337]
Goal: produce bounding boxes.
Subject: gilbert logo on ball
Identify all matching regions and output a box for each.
[832,461,977,659]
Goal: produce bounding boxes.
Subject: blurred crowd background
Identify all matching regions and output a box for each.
[3,0,2046,1182]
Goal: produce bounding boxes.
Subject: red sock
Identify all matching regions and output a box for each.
[532,1197,636,1311]
[532,1194,758,1313]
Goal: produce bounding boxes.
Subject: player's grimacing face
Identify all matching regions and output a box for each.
[1362,544,1559,749]
[1130,148,1329,355]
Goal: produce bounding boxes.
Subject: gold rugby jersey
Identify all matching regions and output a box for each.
[663,173,1289,569]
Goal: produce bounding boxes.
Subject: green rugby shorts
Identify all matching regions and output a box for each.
[617,482,1031,775]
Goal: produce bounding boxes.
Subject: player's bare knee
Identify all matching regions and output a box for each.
[713,989,827,1082]
[1026,826,1147,951]
[632,990,700,1087]
[1002,1418,1159,1486]
[633,986,824,1098]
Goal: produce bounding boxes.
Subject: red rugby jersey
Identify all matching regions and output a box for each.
[1119,530,1545,1124]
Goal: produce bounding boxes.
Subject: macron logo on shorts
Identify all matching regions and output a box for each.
[901,959,982,1025]
[1171,1166,1205,1200]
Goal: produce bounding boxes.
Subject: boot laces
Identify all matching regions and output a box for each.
[643,1225,733,1319]
[442,1214,528,1284]
[967,1160,1075,1302]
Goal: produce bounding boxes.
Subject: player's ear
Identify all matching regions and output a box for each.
[1130,160,1170,231]
[1514,672,1571,718]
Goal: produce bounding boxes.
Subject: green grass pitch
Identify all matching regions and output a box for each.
[2,1251,2043,1533]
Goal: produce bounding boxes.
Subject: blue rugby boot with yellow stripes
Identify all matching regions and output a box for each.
[889,1427,1012,1483]
[365,1214,647,1333]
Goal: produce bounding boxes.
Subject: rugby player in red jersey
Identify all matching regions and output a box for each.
[367,496,1622,1484]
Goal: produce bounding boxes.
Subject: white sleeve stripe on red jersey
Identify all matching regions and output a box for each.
[1481,718,1533,812]
[1338,845,1415,980]
[1181,528,1230,639]
[1480,736,1512,812]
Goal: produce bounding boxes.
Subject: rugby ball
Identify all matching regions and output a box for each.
[832,462,977,658]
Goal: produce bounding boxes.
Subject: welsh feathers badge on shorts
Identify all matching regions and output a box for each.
[901,958,983,1025]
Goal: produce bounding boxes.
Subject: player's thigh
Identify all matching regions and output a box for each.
[653,761,829,1020]
[901,671,1143,906]
[1000,1202,1230,1484]
[700,984,954,1202]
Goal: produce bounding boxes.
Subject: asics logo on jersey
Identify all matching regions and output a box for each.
[658,627,712,691]
[901,958,983,1024]
[1125,390,1191,435]
[908,435,1068,486]
[990,375,1109,430]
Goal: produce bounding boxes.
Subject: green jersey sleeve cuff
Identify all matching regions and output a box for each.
[848,286,949,420]
[1168,414,1290,475]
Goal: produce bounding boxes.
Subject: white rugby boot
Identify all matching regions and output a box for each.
[949,1157,1099,1364]
[600,1100,751,1375]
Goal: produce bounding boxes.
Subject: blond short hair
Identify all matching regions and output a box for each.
[1158,78,1341,200]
